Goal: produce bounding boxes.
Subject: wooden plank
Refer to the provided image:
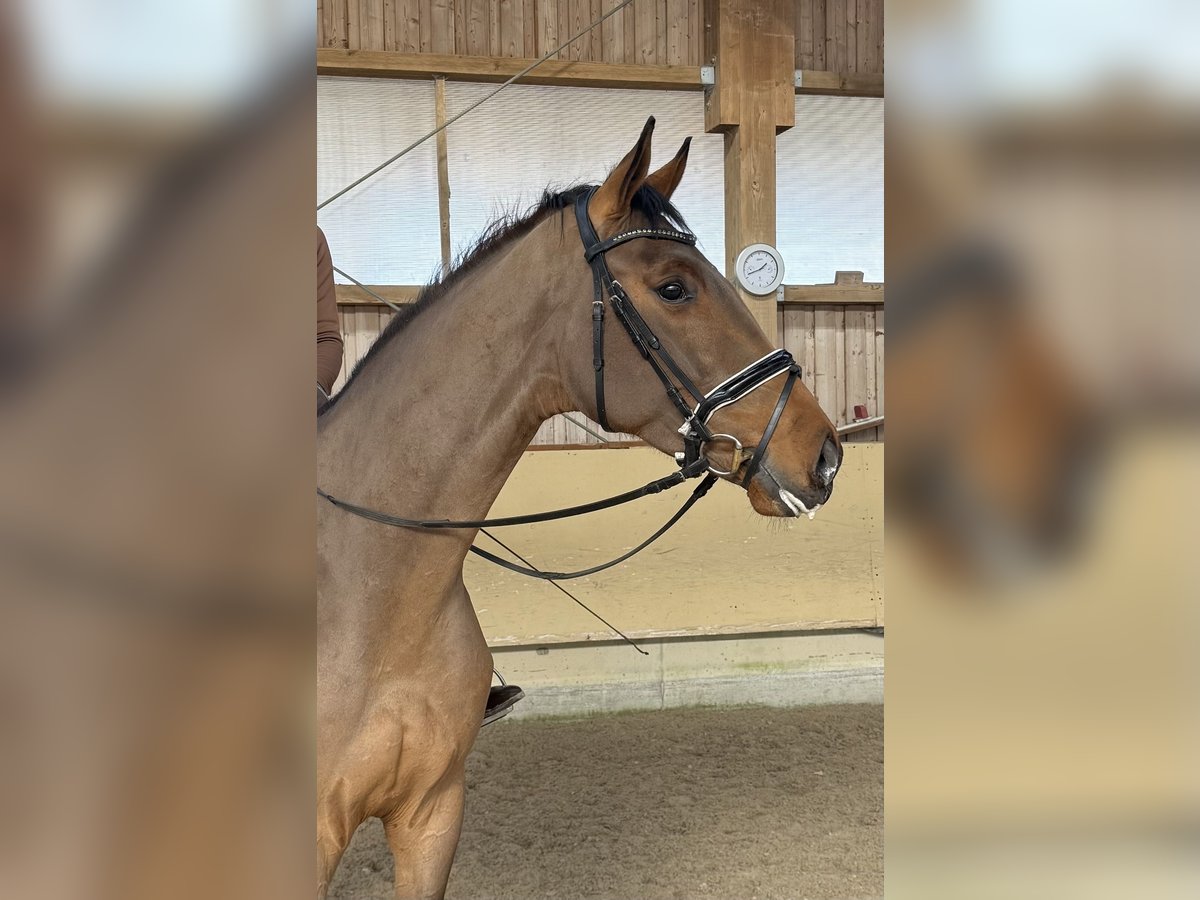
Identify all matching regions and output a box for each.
[862,306,878,439]
[813,0,826,70]
[539,0,560,57]
[498,0,523,57]
[834,303,846,427]
[346,0,362,49]
[843,306,869,437]
[434,77,452,276]
[665,0,686,65]
[798,0,813,70]
[845,0,857,74]
[418,0,432,52]
[687,0,700,66]
[394,0,420,52]
[430,0,455,53]
[325,0,348,49]
[464,0,489,55]
[571,0,588,62]
[317,49,706,90]
[801,304,817,397]
[636,0,657,64]
[812,304,838,426]
[585,0,602,61]
[363,0,387,50]
[795,69,883,96]
[526,0,540,58]
[874,306,884,440]
[601,0,622,62]
[623,0,636,64]
[826,0,844,74]
[383,0,398,50]
[453,0,467,54]
[857,0,872,73]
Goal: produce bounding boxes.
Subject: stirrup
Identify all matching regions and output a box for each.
[481,685,525,728]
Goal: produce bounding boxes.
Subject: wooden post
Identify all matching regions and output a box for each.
[704,0,796,344]
[434,76,452,277]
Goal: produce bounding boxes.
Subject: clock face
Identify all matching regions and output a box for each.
[742,250,779,291]
[736,244,784,295]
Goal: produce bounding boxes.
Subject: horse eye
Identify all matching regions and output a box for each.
[656,281,689,303]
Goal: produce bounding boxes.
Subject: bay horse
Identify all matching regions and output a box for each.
[316,118,840,899]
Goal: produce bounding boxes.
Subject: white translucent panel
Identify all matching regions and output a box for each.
[776,96,884,283]
[443,83,725,271]
[317,77,443,285]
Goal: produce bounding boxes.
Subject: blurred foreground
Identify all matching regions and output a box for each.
[0,4,314,899]
[887,1,1200,897]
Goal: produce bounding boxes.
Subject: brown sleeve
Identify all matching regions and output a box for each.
[316,226,343,394]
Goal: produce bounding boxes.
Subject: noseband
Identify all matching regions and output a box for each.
[574,187,800,487]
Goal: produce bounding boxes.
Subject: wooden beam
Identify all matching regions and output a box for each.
[335,284,421,306]
[795,69,883,97]
[338,277,885,307]
[317,49,704,90]
[706,0,797,343]
[434,76,452,276]
[783,271,884,305]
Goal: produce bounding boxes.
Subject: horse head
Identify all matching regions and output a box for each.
[562,118,841,517]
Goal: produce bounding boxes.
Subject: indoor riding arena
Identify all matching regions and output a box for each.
[317,2,883,897]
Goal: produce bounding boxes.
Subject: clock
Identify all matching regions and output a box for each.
[734,243,785,296]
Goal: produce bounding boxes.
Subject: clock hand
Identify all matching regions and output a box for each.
[746,261,772,276]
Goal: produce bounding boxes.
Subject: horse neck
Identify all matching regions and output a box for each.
[317,220,575,533]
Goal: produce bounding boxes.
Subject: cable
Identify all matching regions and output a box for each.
[479,528,649,656]
[561,414,611,443]
[332,265,406,312]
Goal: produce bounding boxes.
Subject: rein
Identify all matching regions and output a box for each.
[317,188,802,579]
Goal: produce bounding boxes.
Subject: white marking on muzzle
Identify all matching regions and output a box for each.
[779,489,820,520]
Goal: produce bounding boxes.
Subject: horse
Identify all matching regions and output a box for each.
[316,118,841,899]
[885,135,1101,580]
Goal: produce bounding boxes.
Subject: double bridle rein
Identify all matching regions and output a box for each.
[318,187,802,580]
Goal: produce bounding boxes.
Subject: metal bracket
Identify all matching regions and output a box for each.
[794,70,804,88]
[700,66,715,86]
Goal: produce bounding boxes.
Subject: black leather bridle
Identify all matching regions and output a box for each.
[317,188,805,580]
[574,187,801,488]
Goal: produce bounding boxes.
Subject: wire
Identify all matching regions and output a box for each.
[479,528,649,656]
[561,414,611,443]
[317,0,640,210]
[332,265,406,312]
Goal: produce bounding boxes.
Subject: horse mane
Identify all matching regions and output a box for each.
[319,183,688,415]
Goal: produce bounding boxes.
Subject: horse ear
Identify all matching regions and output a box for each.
[644,137,691,200]
[590,116,656,229]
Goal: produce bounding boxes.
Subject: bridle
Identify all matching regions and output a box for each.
[574,187,801,488]
[317,187,804,579]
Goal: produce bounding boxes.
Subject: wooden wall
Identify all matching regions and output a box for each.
[317,1,883,74]
[333,290,884,444]
[318,0,705,66]
[795,0,883,74]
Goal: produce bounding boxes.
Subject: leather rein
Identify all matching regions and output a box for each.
[317,187,802,580]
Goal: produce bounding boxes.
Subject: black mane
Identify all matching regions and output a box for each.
[318,183,688,415]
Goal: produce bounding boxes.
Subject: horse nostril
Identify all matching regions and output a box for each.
[815,434,841,488]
